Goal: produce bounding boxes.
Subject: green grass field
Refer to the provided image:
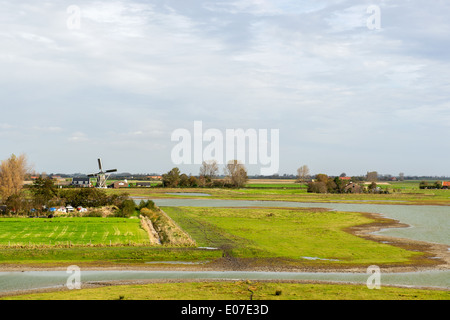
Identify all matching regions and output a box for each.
[3,281,448,300]
[162,207,423,266]
[0,217,149,246]
[0,246,221,265]
[0,206,428,268]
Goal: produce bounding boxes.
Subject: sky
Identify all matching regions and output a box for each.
[0,0,449,177]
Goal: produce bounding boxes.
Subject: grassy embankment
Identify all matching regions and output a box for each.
[3,281,449,300]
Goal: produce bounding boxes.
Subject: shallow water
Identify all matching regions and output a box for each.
[165,193,211,197]
[0,270,448,292]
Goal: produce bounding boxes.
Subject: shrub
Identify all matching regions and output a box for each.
[307,181,327,193]
[84,210,103,217]
[138,200,157,211]
[140,207,158,220]
[118,199,136,218]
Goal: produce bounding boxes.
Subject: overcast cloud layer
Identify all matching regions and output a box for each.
[0,0,449,176]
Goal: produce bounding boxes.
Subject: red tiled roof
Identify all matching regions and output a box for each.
[443,181,450,187]
[339,177,351,180]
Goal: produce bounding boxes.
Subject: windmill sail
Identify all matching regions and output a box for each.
[88,158,117,188]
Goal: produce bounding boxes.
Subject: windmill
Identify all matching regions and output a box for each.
[87,158,117,188]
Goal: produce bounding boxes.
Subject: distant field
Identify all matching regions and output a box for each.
[0,217,149,246]
[245,184,306,189]
[110,184,450,206]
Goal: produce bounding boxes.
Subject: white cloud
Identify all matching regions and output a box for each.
[0,0,449,175]
[68,132,89,142]
[32,126,63,132]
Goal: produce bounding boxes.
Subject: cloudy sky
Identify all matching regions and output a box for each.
[1,0,449,176]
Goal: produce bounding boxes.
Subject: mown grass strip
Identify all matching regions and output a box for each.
[0,246,221,264]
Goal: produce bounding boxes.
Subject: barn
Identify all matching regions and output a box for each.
[109,181,129,189]
[71,177,91,187]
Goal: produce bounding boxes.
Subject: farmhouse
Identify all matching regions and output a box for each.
[443,181,450,189]
[71,177,91,187]
[344,183,362,193]
[109,181,129,189]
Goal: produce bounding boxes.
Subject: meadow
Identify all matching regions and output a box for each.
[0,206,431,268]
[162,206,425,267]
[3,281,449,300]
[0,217,149,246]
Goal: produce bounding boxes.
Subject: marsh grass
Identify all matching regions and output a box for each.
[163,207,422,265]
[3,281,449,300]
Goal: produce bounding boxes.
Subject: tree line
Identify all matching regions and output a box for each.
[162,159,248,188]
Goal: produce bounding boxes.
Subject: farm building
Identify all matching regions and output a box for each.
[344,183,362,193]
[443,181,450,189]
[109,181,129,189]
[71,177,91,187]
[136,181,152,187]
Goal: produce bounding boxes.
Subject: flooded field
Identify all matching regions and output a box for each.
[0,198,448,293]
[1,269,449,293]
[150,198,450,245]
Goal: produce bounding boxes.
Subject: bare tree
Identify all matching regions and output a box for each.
[199,160,219,180]
[296,165,310,183]
[0,154,29,201]
[224,160,248,188]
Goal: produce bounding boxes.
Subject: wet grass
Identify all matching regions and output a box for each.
[3,281,448,300]
[163,207,422,266]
